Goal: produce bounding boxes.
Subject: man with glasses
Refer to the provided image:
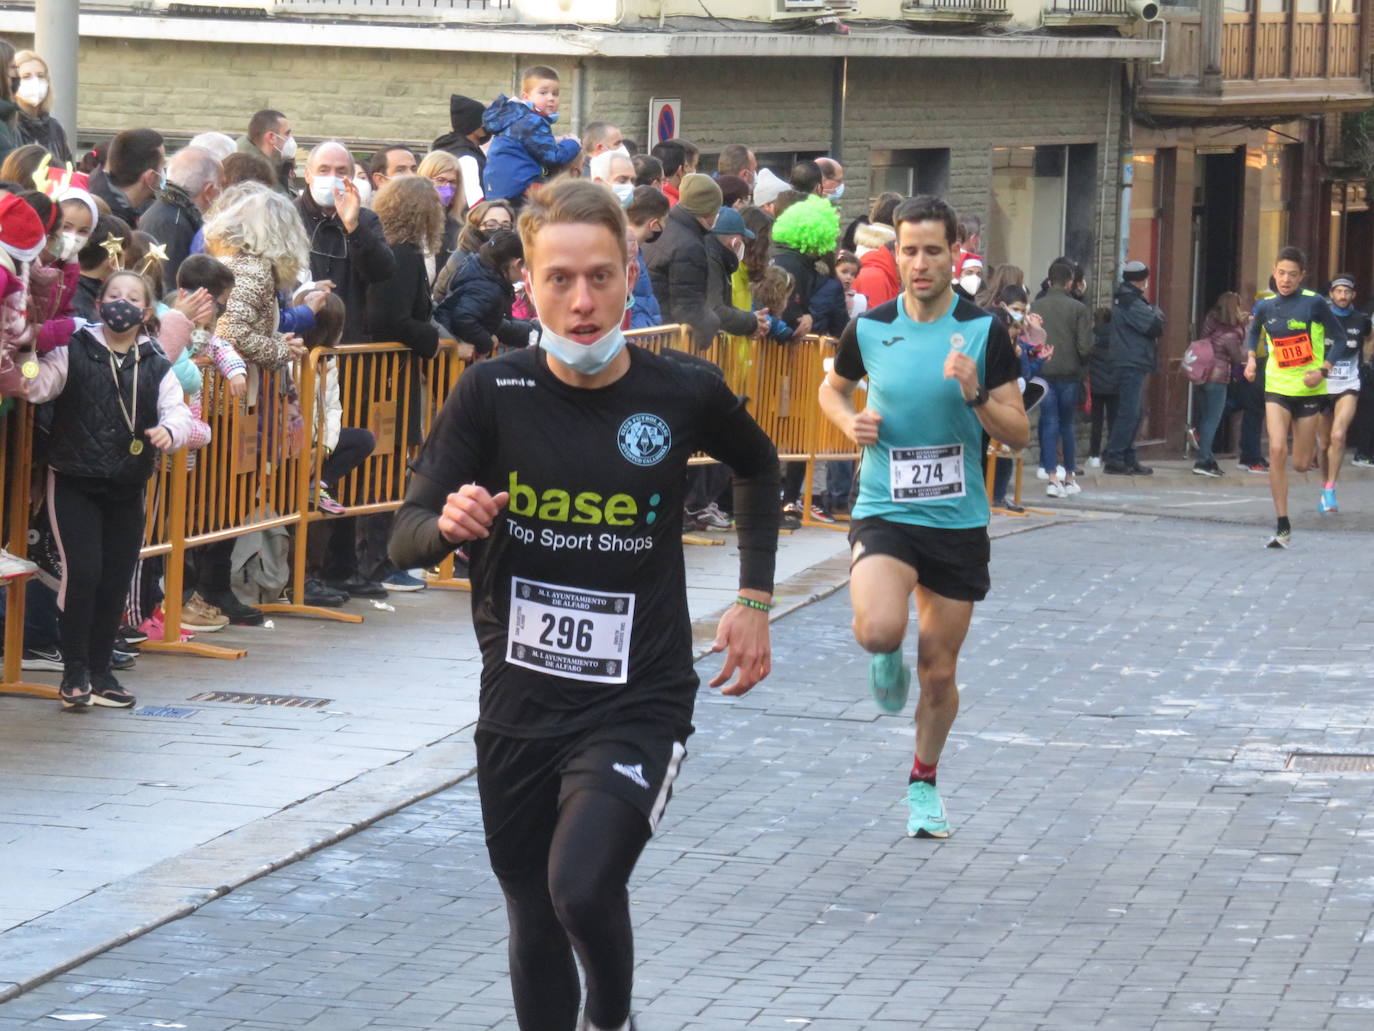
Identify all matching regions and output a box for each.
[297,140,396,345]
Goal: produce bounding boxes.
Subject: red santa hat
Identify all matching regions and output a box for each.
[0,193,47,263]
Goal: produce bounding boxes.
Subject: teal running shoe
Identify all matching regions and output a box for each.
[906,781,950,839]
[1319,487,1338,513]
[868,650,910,713]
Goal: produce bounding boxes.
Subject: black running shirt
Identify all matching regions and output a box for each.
[403,344,779,739]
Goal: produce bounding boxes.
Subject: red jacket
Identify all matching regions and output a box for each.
[854,246,899,308]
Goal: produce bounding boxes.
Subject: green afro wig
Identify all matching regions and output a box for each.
[771,194,840,257]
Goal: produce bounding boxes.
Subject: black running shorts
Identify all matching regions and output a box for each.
[475,722,688,880]
[1265,392,1325,419]
[847,517,991,603]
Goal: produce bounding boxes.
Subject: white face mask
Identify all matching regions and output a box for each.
[611,182,634,208]
[16,77,48,106]
[353,176,373,205]
[277,134,297,161]
[58,231,82,262]
[959,274,982,295]
[538,322,627,377]
[733,242,746,261]
[309,175,340,208]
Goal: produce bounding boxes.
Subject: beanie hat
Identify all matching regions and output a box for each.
[1122,259,1149,283]
[854,222,895,254]
[450,94,486,136]
[0,193,48,263]
[752,167,788,208]
[678,173,723,219]
[771,194,841,257]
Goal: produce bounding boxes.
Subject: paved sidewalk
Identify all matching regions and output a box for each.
[0,525,853,999]
[4,514,1372,1029]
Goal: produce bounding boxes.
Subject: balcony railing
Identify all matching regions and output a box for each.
[1147,7,1363,83]
[902,0,1008,12]
[1049,0,1132,14]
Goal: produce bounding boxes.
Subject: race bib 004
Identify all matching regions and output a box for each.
[890,444,966,502]
[507,577,634,684]
[1272,332,1314,369]
[1332,359,1357,381]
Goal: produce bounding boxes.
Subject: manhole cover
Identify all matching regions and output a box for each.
[187,691,331,709]
[133,706,199,720]
[1286,753,1374,772]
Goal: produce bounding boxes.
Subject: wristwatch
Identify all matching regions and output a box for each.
[965,386,989,408]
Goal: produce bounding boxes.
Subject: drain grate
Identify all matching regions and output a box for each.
[1286,753,1374,772]
[187,691,331,709]
[133,705,199,720]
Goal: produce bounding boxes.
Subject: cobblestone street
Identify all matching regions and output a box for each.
[3,514,1373,1030]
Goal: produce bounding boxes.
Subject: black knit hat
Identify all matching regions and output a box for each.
[450,95,486,136]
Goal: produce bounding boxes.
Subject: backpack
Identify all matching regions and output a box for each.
[1181,337,1215,385]
[229,525,291,606]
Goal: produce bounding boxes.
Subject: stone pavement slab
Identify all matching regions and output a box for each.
[3,514,1371,1028]
[0,526,852,1000]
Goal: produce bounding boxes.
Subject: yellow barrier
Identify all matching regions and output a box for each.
[0,400,57,700]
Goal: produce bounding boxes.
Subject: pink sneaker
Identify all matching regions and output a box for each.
[315,485,346,515]
[138,607,196,643]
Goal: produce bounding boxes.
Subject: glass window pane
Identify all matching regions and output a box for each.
[989,146,1066,280]
[1259,0,1287,11]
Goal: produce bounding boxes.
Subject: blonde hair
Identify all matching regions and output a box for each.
[13,51,52,115]
[372,175,444,253]
[203,180,309,289]
[518,178,628,265]
[417,150,463,214]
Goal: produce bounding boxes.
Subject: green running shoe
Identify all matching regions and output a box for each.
[906,780,950,838]
[868,650,910,713]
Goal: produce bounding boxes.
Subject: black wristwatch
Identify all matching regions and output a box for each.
[965,386,989,408]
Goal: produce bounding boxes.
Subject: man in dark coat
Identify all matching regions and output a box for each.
[139,146,223,294]
[1103,261,1166,475]
[296,141,396,344]
[432,94,489,210]
[643,173,725,351]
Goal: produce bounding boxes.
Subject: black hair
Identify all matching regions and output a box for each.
[78,213,133,273]
[107,128,165,188]
[1048,261,1075,287]
[248,109,287,146]
[633,154,663,186]
[177,253,236,296]
[369,146,415,178]
[998,284,1029,306]
[650,141,686,179]
[479,228,524,271]
[18,190,57,235]
[625,185,670,224]
[893,195,959,247]
[789,160,822,194]
[1276,245,1307,272]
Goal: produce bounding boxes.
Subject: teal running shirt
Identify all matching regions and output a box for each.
[833,293,1020,530]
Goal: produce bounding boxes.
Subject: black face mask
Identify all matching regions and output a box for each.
[644,227,663,245]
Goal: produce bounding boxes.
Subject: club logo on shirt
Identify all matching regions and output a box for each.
[617,413,672,467]
[612,762,649,789]
[882,336,904,347]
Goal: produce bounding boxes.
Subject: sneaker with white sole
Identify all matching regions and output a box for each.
[1046,480,1067,499]
[1266,530,1291,549]
[688,503,732,530]
[21,645,63,671]
[1087,456,1102,469]
[906,780,950,838]
[0,548,38,579]
[1035,466,1049,480]
[382,570,427,592]
[90,672,136,708]
[1063,479,1082,495]
[1319,487,1338,513]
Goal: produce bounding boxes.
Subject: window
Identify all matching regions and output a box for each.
[868,148,951,199]
[988,143,1098,282]
[1126,152,1160,299]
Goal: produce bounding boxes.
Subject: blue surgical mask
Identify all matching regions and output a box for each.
[829,183,846,201]
[612,182,634,207]
[538,322,626,377]
[1009,310,1025,323]
[156,167,168,193]
[547,110,560,125]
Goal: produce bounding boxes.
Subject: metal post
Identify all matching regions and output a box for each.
[34,0,78,148]
[830,57,847,162]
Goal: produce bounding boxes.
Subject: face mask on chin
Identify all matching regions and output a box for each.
[538,322,627,377]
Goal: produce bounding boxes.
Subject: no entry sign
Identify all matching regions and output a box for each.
[648,98,681,147]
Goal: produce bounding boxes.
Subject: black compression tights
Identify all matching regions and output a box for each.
[499,790,651,1031]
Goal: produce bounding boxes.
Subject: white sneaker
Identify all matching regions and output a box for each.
[0,548,38,579]
[1087,456,1102,469]
[1063,479,1082,495]
[1046,480,1067,499]
[1055,465,1066,481]
[1036,467,1049,480]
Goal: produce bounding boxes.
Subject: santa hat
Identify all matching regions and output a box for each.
[959,254,985,276]
[0,193,48,263]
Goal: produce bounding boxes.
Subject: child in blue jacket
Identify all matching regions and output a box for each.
[482,66,582,204]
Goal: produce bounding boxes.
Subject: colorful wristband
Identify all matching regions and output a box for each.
[736,595,772,612]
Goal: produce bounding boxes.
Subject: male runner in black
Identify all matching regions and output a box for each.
[390,178,780,1031]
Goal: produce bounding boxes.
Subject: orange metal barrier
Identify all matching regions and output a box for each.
[0,400,57,700]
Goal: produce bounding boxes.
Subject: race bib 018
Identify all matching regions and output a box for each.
[890,444,966,502]
[507,577,634,684]
[1272,332,1314,369]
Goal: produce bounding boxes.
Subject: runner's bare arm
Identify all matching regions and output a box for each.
[820,371,882,446]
